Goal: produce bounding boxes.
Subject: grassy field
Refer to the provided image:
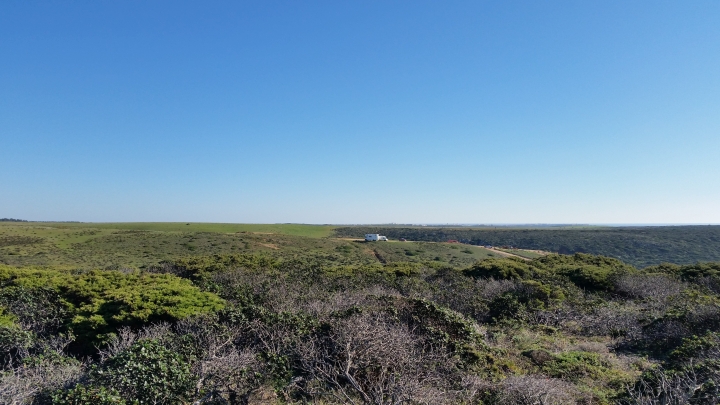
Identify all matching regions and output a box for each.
[5,221,719,269]
[0,222,335,237]
[0,222,493,269]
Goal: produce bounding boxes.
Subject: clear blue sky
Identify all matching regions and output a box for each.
[1,1,719,224]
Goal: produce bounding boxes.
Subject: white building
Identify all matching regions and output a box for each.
[365,234,388,241]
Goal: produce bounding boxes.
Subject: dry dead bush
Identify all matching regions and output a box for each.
[295,312,460,405]
[576,302,645,339]
[526,304,587,329]
[622,365,719,405]
[0,335,81,405]
[495,375,581,405]
[638,305,720,352]
[175,318,262,404]
[480,278,518,301]
[0,361,82,405]
[97,322,172,362]
[303,287,400,320]
[615,274,685,300]
[97,320,264,404]
[695,276,720,295]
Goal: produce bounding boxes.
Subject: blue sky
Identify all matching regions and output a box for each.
[1,1,719,224]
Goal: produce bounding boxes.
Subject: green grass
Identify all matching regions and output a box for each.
[74,222,336,237]
[0,223,493,269]
[4,222,336,238]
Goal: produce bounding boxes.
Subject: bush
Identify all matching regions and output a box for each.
[0,285,69,335]
[0,266,225,346]
[295,312,461,404]
[494,375,580,405]
[148,254,279,282]
[636,300,720,354]
[614,273,685,299]
[464,258,536,280]
[646,262,720,294]
[542,351,612,381]
[89,339,194,404]
[52,385,125,405]
[648,262,720,281]
[0,324,34,355]
[669,331,720,363]
[623,365,720,405]
[2,359,82,405]
[488,293,527,322]
[558,265,623,291]
[486,281,565,323]
[535,253,632,270]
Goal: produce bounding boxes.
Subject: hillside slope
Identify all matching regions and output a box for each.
[334,225,720,267]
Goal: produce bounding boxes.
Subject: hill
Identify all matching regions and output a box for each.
[333,225,720,267]
[0,222,495,269]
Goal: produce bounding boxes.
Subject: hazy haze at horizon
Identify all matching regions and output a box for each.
[2,1,719,224]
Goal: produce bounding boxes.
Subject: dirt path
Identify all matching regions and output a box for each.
[373,249,387,264]
[478,246,532,261]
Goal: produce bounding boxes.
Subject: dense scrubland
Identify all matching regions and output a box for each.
[1,223,719,404]
[333,226,720,268]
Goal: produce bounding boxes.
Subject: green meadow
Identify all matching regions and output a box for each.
[0,222,494,269]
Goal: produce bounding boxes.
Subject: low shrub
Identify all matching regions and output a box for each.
[148,253,279,282]
[52,385,125,405]
[464,258,537,280]
[0,265,225,347]
[87,339,194,404]
[614,273,684,299]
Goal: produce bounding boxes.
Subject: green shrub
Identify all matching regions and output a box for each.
[533,254,634,291]
[0,324,34,353]
[92,339,194,404]
[0,306,17,327]
[488,293,527,322]
[670,331,720,362]
[521,280,566,302]
[53,385,125,405]
[485,280,565,323]
[0,265,224,346]
[535,253,631,270]
[542,351,628,387]
[151,254,279,281]
[463,258,536,280]
[0,285,70,335]
[543,351,606,379]
[559,265,620,291]
[646,263,720,294]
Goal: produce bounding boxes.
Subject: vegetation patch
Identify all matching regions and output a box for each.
[0,265,224,347]
[0,223,719,404]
